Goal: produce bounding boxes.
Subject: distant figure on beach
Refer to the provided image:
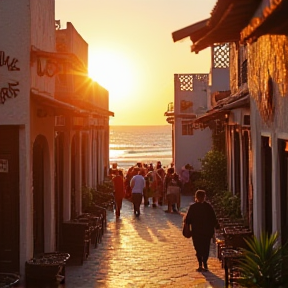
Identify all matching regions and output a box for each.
[165,173,181,213]
[112,170,126,218]
[109,163,119,178]
[124,166,137,200]
[145,168,163,208]
[180,164,193,194]
[156,161,166,206]
[130,169,145,216]
[164,167,174,206]
[184,190,219,272]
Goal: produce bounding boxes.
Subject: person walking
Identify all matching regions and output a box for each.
[112,170,126,218]
[130,169,145,216]
[184,190,219,272]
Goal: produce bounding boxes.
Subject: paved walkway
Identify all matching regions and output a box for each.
[62,195,226,288]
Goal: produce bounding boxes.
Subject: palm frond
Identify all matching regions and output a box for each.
[234,232,288,288]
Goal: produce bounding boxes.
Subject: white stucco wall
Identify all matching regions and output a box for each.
[174,74,212,173]
[248,35,288,238]
[30,0,55,96]
[0,0,31,124]
[1,0,111,277]
[210,68,230,93]
[0,0,57,275]
[174,122,212,173]
[1,0,33,276]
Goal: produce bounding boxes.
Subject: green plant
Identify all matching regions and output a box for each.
[234,232,288,288]
[213,190,241,219]
[196,150,227,197]
[82,186,93,211]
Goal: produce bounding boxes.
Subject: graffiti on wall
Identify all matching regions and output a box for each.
[0,51,20,104]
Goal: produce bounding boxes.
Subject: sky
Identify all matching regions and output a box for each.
[55,0,216,126]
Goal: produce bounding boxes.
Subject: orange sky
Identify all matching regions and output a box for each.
[55,0,216,126]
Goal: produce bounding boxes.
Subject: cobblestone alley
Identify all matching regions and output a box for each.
[63,195,225,288]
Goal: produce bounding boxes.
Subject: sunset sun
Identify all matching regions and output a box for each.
[88,49,136,103]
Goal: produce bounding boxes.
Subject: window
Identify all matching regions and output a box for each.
[182,123,193,135]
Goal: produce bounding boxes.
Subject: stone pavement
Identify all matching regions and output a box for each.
[62,195,226,288]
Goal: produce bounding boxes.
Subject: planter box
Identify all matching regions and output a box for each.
[25,252,69,286]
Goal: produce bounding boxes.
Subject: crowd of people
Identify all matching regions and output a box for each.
[110,162,219,272]
[110,161,192,217]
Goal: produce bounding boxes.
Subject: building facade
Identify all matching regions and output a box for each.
[0,0,113,275]
[172,0,288,244]
[165,73,212,173]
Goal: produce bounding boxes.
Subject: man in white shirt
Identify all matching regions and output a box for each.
[130,169,145,216]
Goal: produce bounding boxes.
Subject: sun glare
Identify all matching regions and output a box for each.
[88,49,135,102]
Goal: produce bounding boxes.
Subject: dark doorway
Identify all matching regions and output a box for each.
[261,136,272,236]
[0,126,19,272]
[234,129,241,195]
[33,136,46,256]
[279,139,288,245]
[242,130,250,224]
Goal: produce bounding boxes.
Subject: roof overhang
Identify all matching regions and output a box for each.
[241,0,288,43]
[192,0,261,53]
[172,19,209,43]
[172,0,261,53]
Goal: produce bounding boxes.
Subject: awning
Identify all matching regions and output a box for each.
[31,89,82,114]
[31,46,87,76]
[31,89,114,117]
[190,89,250,127]
[164,111,196,119]
[241,0,288,43]
[66,97,114,117]
[214,88,249,109]
[172,0,261,53]
[192,110,227,127]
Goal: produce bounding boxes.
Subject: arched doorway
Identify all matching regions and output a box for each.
[33,135,49,256]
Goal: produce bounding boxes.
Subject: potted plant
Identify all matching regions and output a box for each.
[234,232,288,288]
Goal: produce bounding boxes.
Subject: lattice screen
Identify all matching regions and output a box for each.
[213,43,230,68]
[176,74,208,91]
[178,74,194,91]
[195,74,208,82]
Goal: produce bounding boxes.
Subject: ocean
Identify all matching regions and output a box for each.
[109,125,172,171]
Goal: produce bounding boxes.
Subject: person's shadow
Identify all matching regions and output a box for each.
[200,270,225,288]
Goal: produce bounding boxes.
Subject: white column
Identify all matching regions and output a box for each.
[75,132,82,215]
[87,130,93,187]
[271,133,281,235]
[63,131,71,221]
[19,126,33,276]
[251,102,264,237]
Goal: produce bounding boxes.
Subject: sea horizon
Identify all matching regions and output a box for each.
[109,125,172,170]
